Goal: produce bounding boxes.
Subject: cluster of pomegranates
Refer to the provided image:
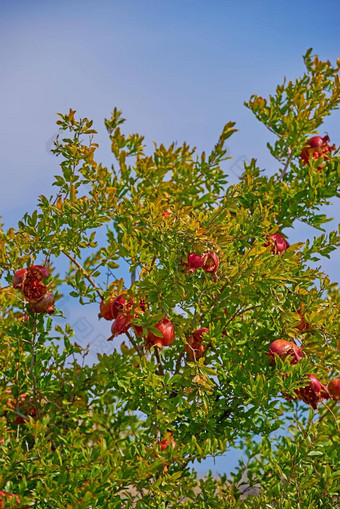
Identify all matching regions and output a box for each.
[101,293,212,360]
[100,293,175,348]
[266,339,339,408]
[300,135,336,168]
[182,251,219,275]
[13,265,54,315]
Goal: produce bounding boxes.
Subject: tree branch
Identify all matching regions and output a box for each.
[154,346,164,376]
[126,330,144,359]
[278,147,292,180]
[62,249,103,299]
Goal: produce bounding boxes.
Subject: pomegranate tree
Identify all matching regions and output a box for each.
[1,51,339,507]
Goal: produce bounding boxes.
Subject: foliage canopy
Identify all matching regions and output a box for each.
[0,50,339,508]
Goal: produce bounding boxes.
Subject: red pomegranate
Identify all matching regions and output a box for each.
[185,327,209,361]
[328,378,340,401]
[29,265,50,279]
[202,252,219,274]
[300,135,335,167]
[98,295,117,320]
[265,233,290,255]
[182,253,207,272]
[111,294,133,319]
[101,293,145,321]
[146,318,175,348]
[21,265,50,302]
[266,340,303,366]
[191,327,210,343]
[12,269,27,289]
[109,313,132,339]
[295,374,330,410]
[29,292,55,314]
[159,435,176,451]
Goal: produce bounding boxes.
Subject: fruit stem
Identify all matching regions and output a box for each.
[320,400,339,433]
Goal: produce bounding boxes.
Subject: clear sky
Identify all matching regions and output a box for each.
[1,0,339,475]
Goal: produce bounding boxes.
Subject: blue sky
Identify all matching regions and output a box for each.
[1,0,339,475]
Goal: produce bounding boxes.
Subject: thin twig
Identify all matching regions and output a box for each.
[61,249,103,299]
[30,319,40,420]
[279,147,292,180]
[199,280,230,323]
[174,348,185,375]
[319,400,339,432]
[203,305,261,359]
[126,330,144,359]
[154,347,164,376]
[224,304,261,330]
[12,408,30,423]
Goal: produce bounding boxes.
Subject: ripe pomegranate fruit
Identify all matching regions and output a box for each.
[146,318,175,348]
[22,265,50,302]
[23,279,47,302]
[266,340,303,366]
[30,265,50,279]
[111,294,133,319]
[191,327,210,342]
[162,210,172,219]
[265,232,290,254]
[98,295,117,320]
[100,293,145,321]
[202,252,219,274]
[182,252,207,272]
[300,135,335,167]
[185,327,209,361]
[159,435,176,451]
[12,268,27,289]
[29,292,55,314]
[0,491,28,509]
[328,378,340,401]
[295,374,330,410]
[108,313,132,340]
